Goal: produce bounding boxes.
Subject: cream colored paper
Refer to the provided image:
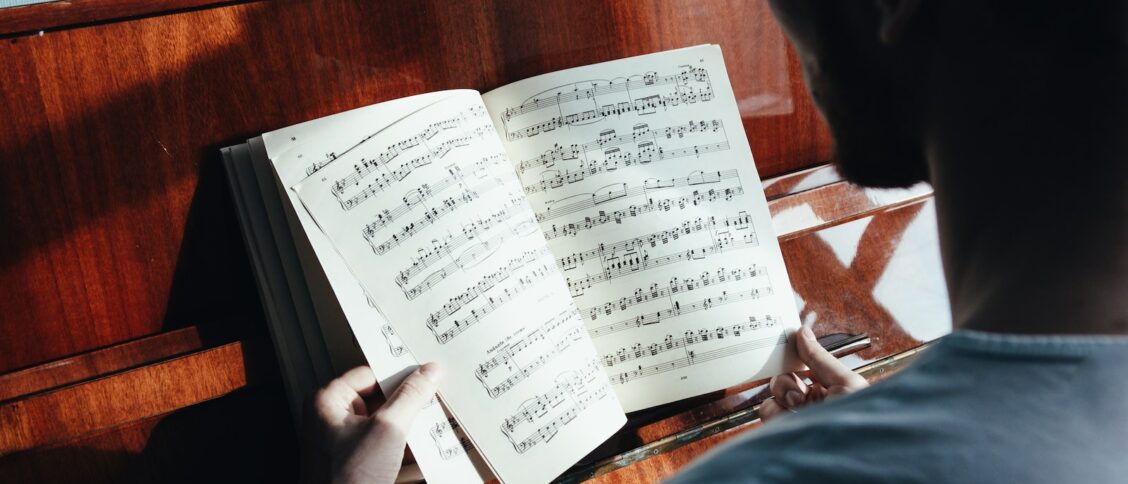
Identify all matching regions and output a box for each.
[263,93,491,483]
[482,45,800,411]
[285,91,627,484]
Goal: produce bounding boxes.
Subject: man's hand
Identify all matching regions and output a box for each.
[759,327,868,422]
[301,363,442,484]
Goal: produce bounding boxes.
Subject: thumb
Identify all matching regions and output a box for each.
[795,327,863,389]
[374,363,442,434]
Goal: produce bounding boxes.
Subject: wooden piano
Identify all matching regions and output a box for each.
[0,1,950,482]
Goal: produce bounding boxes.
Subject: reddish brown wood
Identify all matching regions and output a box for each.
[0,326,204,402]
[0,1,957,482]
[0,0,236,36]
[0,385,298,484]
[0,341,247,454]
[0,0,831,376]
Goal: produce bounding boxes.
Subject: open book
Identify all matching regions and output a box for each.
[222,45,801,484]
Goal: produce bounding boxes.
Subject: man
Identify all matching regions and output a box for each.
[304,1,1128,482]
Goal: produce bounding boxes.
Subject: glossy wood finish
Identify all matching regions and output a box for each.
[0,326,204,402]
[1,339,267,453]
[0,0,229,36]
[0,1,953,482]
[0,0,829,377]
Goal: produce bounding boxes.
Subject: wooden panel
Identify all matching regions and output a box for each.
[0,327,204,401]
[0,341,248,453]
[0,0,233,36]
[0,386,298,484]
[0,0,830,375]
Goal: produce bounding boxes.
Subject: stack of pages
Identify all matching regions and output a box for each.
[222,45,801,484]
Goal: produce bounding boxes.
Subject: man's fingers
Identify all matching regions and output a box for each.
[337,365,380,397]
[795,326,864,389]
[758,399,785,422]
[768,372,808,408]
[315,366,380,423]
[373,363,443,435]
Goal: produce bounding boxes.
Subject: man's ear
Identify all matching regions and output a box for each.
[876,0,923,44]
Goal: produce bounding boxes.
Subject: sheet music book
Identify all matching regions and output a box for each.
[222,45,801,484]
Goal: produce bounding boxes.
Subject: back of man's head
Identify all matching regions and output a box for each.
[768,0,1127,189]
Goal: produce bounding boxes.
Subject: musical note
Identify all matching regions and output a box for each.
[501,65,714,141]
[364,178,505,255]
[560,214,760,296]
[430,418,474,460]
[361,154,505,250]
[388,197,532,283]
[536,169,740,222]
[381,324,405,357]
[396,215,540,300]
[542,184,745,240]
[329,107,493,210]
[587,286,773,338]
[427,249,552,328]
[523,141,730,195]
[579,264,766,322]
[609,318,785,385]
[305,104,489,177]
[499,359,610,454]
[514,119,725,175]
[555,215,751,270]
[430,260,559,344]
[602,316,779,368]
[475,309,585,398]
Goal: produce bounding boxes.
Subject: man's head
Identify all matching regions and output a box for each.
[768,0,932,188]
[768,1,1128,334]
[767,0,1125,189]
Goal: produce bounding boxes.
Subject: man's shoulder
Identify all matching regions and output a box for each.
[668,384,962,484]
[669,332,1128,483]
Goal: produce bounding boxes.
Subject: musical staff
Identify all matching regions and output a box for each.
[561,213,759,296]
[500,359,610,454]
[580,264,766,322]
[430,418,474,460]
[608,316,784,385]
[306,104,489,177]
[515,119,724,175]
[501,66,714,141]
[588,286,774,339]
[429,259,558,344]
[364,177,507,255]
[381,324,405,357]
[543,185,744,240]
[557,213,753,270]
[362,153,507,249]
[396,215,540,300]
[536,169,741,223]
[390,197,531,281]
[427,249,550,328]
[523,141,730,195]
[475,309,585,398]
[602,316,779,367]
[329,106,492,210]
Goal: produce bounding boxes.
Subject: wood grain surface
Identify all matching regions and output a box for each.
[0,0,829,376]
[0,1,954,483]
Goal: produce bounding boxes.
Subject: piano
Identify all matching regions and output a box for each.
[0,1,949,482]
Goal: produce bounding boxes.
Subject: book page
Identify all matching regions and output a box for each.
[261,93,492,483]
[284,91,626,484]
[482,45,801,412]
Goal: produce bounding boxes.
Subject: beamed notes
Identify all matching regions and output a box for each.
[281,45,800,484]
[485,45,800,413]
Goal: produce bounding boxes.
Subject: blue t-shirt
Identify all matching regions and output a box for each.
[669,330,1128,483]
